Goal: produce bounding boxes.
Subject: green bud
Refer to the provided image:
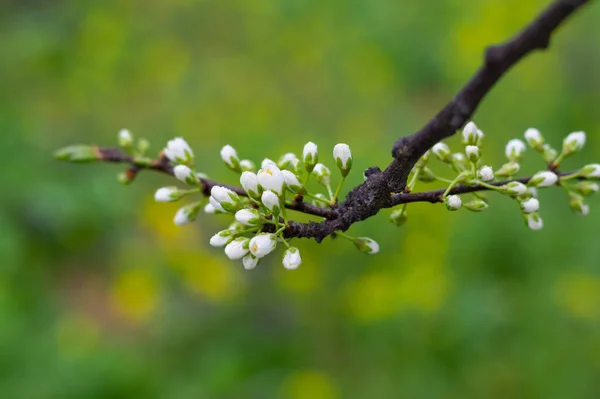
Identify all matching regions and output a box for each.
[495,161,520,177]
[573,181,599,196]
[137,138,150,155]
[389,209,408,227]
[353,237,380,254]
[54,145,98,163]
[464,199,488,212]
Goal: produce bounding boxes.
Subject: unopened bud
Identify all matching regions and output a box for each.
[464,199,488,212]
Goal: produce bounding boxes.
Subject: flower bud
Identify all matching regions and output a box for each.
[312,193,329,207]
[249,233,277,258]
[524,128,544,151]
[562,131,586,156]
[478,165,494,182]
[573,181,599,196]
[580,164,600,178]
[173,202,201,225]
[353,237,380,254]
[240,171,261,198]
[432,142,451,162]
[569,192,590,215]
[118,129,133,148]
[278,153,299,170]
[501,181,527,196]
[54,145,98,163]
[462,122,482,145]
[235,209,261,226]
[239,159,256,172]
[542,144,558,163]
[445,195,462,211]
[451,153,467,171]
[261,190,281,214]
[154,187,181,202]
[303,141,318,172]
[524,213,543,230]
[528,171,557,187]
[282,170,303,193]
[261,158,277,169]
[220,145,240,172]
[505,139,526,161]
[527,187,538,199]
[389,209,408,227]
[210,186,241,213]
[282,247,302,270]
[174,164,200,185]
[520,198,539,214]
[242,254,259,270]
[204,203,216,214]
[209,230,234,247]
[465,145,479,163]
[257,164,285,195]
[464,199,488,212]
[137,138,150,155]
[209,196,226,213]
[313,163,331,186]
[224,237,250,260]
[495,161,520,177]
[288,158,304,177]
[164,137,194,165]
[333,143,353,176]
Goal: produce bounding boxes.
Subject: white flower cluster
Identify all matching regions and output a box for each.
[402,122,599,231]
[151,137,378,270]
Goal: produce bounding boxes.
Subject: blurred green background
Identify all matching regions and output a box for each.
[2,0,600,398]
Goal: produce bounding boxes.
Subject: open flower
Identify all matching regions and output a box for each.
[257,164,285,194]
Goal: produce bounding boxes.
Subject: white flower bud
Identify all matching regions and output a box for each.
[174,164,200,185]
[501,181,527,196]
[261,158,277,169]
[313,163,331,186]
[209,230,234,247]
[445,195,462,211]
[118,129,133,148]
[333,143,353,176]
[210,186,241,213]
[209,196,226,213]
[505,139,526,161]
[495,161,520,177]
[239,159,256,172]
[282,247,302,270]
[462,121,482,145]
[242,254,259,270]
[527,187,538,199]
[573,181,599,196]
[249,233,277,258]
[478,165,494,182]
[525,213,543,230]
[235,209,261,226]
[282,170,303,193]
[528,171,557,187]
[224,237,250,260]
[580,164,600,178]
[154,187,180,202]
[220,145,240,171]
[261,190,281,214]
[240,171,261,198]
[520,198,539,214]
[173,202,201,226]
[569,192,589,216]
[464,199,488,212]
[452,153,467,170]
[432,142,451,162]
[353,237,379,254]
[465,145,479,163]
[257,165,285,195]
[164,137,194,165]
[562,131,586,156]
[303,141,318,172]
[524,128,544,150]
[204,203,216,214]
[278,153,299,170]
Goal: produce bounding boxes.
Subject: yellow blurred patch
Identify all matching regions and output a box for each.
[111,269,159,323]
[140,197,202,249]
[555,273,600,320]
[279,370,339,399]
[55,314,101,359]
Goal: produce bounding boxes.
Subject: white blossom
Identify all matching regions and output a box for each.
[303,141,318,171]
[239,159,256,172]
[261,190,281,214]
[527,186,538,198]
[174,164,199,185]
[462,122,482,145]
[525,213,543,230]
[502,181,527,196]
[520,198,540,214]
[282,170,302,193]
[432,142,451,162]
[210,230,234,247]
[580,163,600,178]
[261,158,277,169]
[524,128,544,150]
[224,237,250,260]
[164,137,193,165]
[155,187,179,202]
[242,254,259,270]
[257,164,285,194]
[204,203,216,214]
[240,171,260,198]
[209,196,226,213]
[174,207,191,225]
[313,163,331,186]
[574,181,599,196]
[569,193,590,216]
[528,171,558,187]
[562,131,586,155]
[235,209,261,226]
[278,153,299,169]
[445,195,462,211]
[465,145,479,162]
[282,247,302,270]
[210,186,240,212]
[249,233,277,258]
[354,237,379,254]
[505,139,526,160]
[118,129,133,147]
[333,143,353,176]
[220,145,240,170]
[478,165,494,182]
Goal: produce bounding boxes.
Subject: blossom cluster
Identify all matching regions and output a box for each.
[151,136,378,270]
[390,122,600,230]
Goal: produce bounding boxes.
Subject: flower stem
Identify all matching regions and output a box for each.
[331,176,347,205]
[442,172,466,198]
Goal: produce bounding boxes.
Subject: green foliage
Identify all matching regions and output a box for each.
[2,0,600,398]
